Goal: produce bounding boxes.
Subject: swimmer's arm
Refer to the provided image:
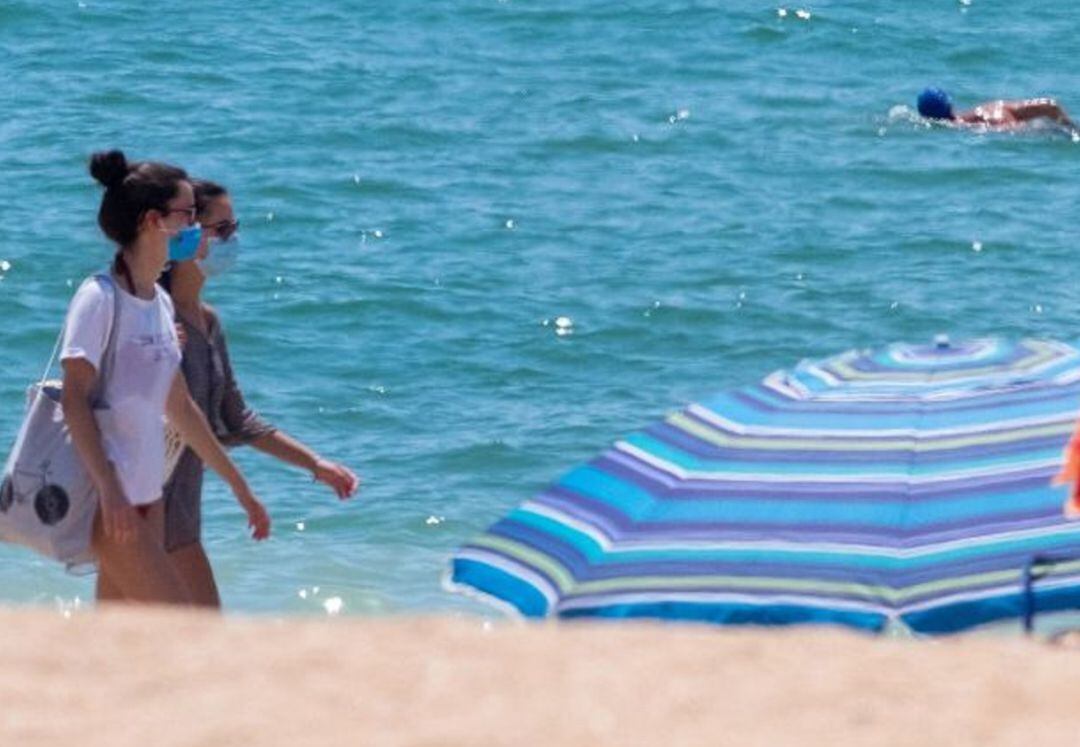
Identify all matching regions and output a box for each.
[61,358,136,542]
[953,104,995,125]
[1010,98,1076,127]
[166,373,270,538]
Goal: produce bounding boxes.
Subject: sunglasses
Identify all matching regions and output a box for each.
[205,218,240,241]
[160,205,198,224]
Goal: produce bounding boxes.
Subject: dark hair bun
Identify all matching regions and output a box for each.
[89,150,129,189]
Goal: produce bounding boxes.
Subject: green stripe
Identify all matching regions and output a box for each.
[570,561,1080,604]
[472,527,1080,606]
[470,535,576,592]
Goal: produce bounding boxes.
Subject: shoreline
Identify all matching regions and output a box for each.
[0,606,1077,746]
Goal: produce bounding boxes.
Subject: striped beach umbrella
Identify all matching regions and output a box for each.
[448,338,1080,635]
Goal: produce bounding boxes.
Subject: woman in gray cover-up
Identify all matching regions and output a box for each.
[156,179,359,607]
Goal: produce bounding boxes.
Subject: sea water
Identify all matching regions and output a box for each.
[1,0,1079,618]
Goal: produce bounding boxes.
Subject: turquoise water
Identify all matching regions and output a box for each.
[2,1,1079,618]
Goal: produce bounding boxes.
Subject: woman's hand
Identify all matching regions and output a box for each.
[235,487,271,540]
[313,458,360,499]
[168,373,270,538]
[249,432,361,501]
[100,489,139,544]
[62,357,142,544]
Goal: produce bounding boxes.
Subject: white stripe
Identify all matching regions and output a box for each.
[805,366,1080,399]
[798,365,1080,397]
[799,363,845,388]
[761,371,812,400]
[684,403,1073,440]
[612,440,1059,485]
[807,374,1079,399]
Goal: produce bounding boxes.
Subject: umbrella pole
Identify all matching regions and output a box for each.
[1021,554,1079,635]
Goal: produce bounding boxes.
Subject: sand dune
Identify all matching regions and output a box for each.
[0,607,1077,746]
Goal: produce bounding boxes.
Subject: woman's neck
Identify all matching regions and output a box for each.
[121,238,164,299]
[169,264,207,323]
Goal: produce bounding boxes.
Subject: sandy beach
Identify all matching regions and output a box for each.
[0,607,1077,747]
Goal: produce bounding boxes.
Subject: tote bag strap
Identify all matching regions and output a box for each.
[37,328,65,387]
[37,273,121,405]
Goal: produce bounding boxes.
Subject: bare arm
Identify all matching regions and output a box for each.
[165,372,270,539]
[61,358,138,543]
[206,309,358,499]
[1012,98,1076,127]
[250,431,360,499]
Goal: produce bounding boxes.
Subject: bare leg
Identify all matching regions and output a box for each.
[97,501,166,601]
[95,570,123,601]
[92,500,192,606]
[167,541,222,609]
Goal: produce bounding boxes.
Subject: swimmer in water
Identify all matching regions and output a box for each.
[917,87,1077,131]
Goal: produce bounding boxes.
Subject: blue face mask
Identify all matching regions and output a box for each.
[168,224,203,262]
[198,235,240,277]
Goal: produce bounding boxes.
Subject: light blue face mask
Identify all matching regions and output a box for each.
[168,224,203,262]
[198,235,240,277]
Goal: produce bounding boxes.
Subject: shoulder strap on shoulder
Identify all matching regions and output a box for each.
[92,274,120,353]
[89,274,121,406]
[38,273,117,387]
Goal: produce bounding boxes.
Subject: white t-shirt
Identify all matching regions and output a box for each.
[60,275,182,506]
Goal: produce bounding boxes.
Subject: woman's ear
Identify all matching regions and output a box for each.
[140,208,163,233]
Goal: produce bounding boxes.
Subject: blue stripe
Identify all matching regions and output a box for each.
[451,558,550,618]
[533,484,1064,546]
[507,509,1080,575]
[559,465,1066,528]
[560,600,887,632]
[903,585,1080,634]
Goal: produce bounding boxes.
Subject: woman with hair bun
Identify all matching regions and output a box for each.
[62,150,270,605]
[158,179,358,607]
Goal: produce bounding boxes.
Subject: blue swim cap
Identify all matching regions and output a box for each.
[917,87,954,120]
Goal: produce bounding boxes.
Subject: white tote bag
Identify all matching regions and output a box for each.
[0,275,119,568]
